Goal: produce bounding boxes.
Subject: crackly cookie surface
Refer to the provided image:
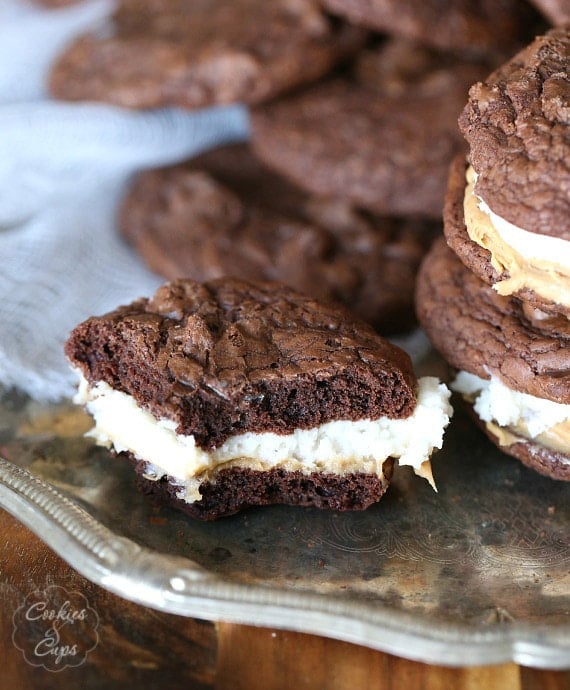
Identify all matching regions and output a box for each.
[459,26,570,239]
[251,39,489,218]
[48,0,365,109]
[66,278,418,448]
[120,144,437,334]
[417,238,570,403]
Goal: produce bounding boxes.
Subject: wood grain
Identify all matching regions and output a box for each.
[0,509,216,690]
[215,624,522,690]
[0,509,568,690]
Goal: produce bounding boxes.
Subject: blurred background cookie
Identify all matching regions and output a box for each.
[320,0,540,56]
[251,39,490,218]
[120,144,438,334]
[528,0,570,25]
[48,0,366,108]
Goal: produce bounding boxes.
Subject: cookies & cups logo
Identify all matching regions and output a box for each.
[12,585,99,672]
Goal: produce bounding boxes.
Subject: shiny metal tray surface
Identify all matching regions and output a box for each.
[0,385,568,669]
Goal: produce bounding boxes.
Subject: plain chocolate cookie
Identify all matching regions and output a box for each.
[48,0,365,109]
[458,26,570,238]
[320,0,537,56]
[529,0,570,25]
[251,39,489,218]
[120,144,438,334]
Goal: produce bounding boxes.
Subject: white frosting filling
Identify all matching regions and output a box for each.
[477,196,570,269]
[451,371,570,438]
[75,373,452,501]
[473,170,570,269]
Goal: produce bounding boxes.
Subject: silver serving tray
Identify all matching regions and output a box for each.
[0,381,569,669]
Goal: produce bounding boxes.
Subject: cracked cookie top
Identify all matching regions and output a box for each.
[459,27,570,238]
[65,278,417,448]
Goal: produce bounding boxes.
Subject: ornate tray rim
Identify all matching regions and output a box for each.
[1,456,569,670]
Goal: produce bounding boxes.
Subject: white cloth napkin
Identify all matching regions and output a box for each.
[0,0,249,400]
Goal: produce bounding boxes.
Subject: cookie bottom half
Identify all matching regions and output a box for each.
[129,454,395,520]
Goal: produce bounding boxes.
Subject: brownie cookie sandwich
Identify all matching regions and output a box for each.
[445,27,570,317]
[48,0,365,109]
[251,38,490,218]
[417,239,570,482]
[120,143,438,334]
[66,278,452,520]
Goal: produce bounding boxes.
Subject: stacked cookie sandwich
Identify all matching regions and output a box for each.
[417,27,570,481]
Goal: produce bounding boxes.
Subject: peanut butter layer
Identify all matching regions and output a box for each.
[443,155,570,317]
[486,419,570,456]
[463,165,570,308]
[477,416,570,482]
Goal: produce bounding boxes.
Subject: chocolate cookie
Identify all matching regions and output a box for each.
[458,27,570,238]
[443,155,570,317]
[528,0,570,25]
[132,462,395,521]
[449,28,570,317]
[120,144,438,334]
[251,39,489,218]
[416,238,570,481]
[320,0,536,56]
[66,278,452,518]
[48,0,365,109]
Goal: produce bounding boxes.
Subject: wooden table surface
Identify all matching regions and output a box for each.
[1,509,568,690]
